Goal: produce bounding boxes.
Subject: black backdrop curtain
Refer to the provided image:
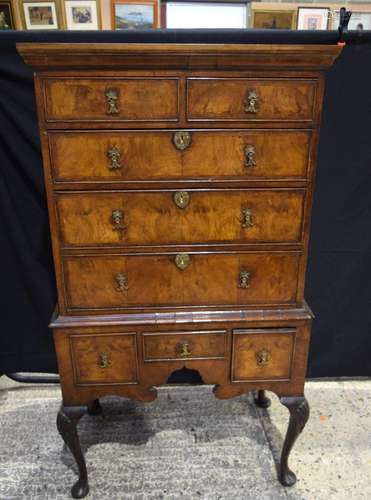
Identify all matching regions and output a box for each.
[1,30,371,377]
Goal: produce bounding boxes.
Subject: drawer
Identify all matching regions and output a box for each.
[43,78,179,122]
[232,328,295,382]
[143,330,227,361]
[187,78,316,122]
[62,252,300,311]
[49,130,311,182]
[56,190,305,247]
[70,332,138,385]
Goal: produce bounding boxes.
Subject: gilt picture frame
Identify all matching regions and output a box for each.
[111,0,159,30]
[21,0,62,29]
[297,7,329,30]
[0,0,15,29]
[251,8,296,30]
[63,0,101,29]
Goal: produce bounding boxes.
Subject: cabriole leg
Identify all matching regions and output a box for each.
[279,396,310,486]
[254,390,271,408]
[57,405,89,499]
[88,399,103,416]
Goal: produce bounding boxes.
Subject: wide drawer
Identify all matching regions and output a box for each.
[142,330,227,361]
[56,190,305,247]
[232,328,295,382]
[187,78,316,122]
[43,78,179,122]
[49,130,311,182]
[62,252,300,311]
[70,332,138,385]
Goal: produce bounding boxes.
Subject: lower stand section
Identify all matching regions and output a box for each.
[278,396,310,486]
[57,406,89,499]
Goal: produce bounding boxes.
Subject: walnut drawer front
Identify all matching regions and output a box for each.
[62,252,300,311]
[187,78,316,122]
[232,328,295,382]
[70,332,138,385]
[56,190,305,247]
[49,130,311,182]
[143,330,227,362]
[43,78,179,122]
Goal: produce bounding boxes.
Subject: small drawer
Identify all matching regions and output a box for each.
[187,78,316,122]
[232,328,295,382]
[62,252,300,312]
[48,130,311,182]
[55,189,305,247]
[70,332,138,385]
[143,330,227,361]
[43,78,179,122]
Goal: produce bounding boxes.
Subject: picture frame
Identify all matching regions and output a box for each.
[251,9,296,30]
[63,0,101,29]
[111,0,159,30]
[0,0,15,29]
[21,0,62,29]
[332,10,371,31]
[297,7,329,30]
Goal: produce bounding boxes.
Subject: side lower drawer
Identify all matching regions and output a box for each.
[62,251,300,312]
[143,330,227,361]
[43,77,179,123]
[70,332,138,385]
[232,328,295,382]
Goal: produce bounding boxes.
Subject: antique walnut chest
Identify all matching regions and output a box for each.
[18,42,341,498]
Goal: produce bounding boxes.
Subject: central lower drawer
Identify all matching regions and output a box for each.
[62,252,300,311]
[56,189,305,247]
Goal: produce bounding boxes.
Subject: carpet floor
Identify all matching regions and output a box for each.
[0,379,370,500]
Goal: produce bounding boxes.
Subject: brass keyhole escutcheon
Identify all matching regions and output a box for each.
[238,270,251,289]
[256,348,270,367]
[105,88,120,115]
[173,191,190,209]
[176,341,192,358]
[245,89,259,114]
[175,253,191,270]
[99,352,112,369]
[172,131,192,151]
[107,146,122,170]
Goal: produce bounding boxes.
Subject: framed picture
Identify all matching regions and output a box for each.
[21,0,61,29]
[297,7,329,30]
[0,0,15,29]
[63,0,101,29]
[252,9,296,30]
[112,0,159,30]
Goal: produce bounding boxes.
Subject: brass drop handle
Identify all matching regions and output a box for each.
[174,253,191,270]
[115,272,128,292]
[173,131,192,151]
[111,209,126,232]
[244,89,259,114]
[244,145,256,168]
[176,341,192,358]
[256,348,270,367]
[107,146,122,170]
[173,191,190,209]
[238,271,251,289]
[241,207,253,228]
[99,352,112,369]
[105,88,120,115]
